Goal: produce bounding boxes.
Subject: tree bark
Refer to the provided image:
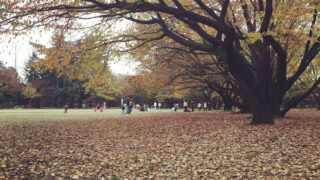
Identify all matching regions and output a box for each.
[239,104,251,113]
[223,101,233,111]
[223,37,276,124]
[251,102,275,124]
[314,94,320,110]
[224,104,232,111]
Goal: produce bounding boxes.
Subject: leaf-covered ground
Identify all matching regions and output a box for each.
[0,109,319,179]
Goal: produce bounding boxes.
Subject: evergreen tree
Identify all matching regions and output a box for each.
[24,52,40,83]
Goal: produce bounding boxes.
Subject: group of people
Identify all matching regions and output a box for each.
[94,102,103,112]
[63,102,103,113]
[197,102,208,111]
[121,100,208,114]
[122,96,133,114]
[172,104,179,112]
[64,100,208,114]
[181,102,208,112]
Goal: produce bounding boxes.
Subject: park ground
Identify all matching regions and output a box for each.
[0,108,319,179]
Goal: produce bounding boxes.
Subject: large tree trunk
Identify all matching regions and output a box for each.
[248,83,277,124]
[239,103,251,113]
[221,96,233,111]
[315,95,320,110]
[224,37,278,125]
[251,102,275,124]
[224,103,232,111]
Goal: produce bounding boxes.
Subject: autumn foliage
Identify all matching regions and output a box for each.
[0,67,23,107]
[0,109,319,179]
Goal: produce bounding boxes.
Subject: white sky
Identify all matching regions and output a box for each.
[0,33,35,76]
[0,30,138,79]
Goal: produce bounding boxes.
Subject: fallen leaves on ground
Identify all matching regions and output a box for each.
[0,109,319,179]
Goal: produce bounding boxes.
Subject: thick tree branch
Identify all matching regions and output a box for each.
[125,17,159,24]
[264,36,287,91]
[216,0,230,40]
[286,43,320,94]
[157,13,217,53]
[258,0,264,11]
[303,9,318,60]
[280,77,320,117]
[260,0,272,33]
[119,33,166,52]
[220,0,230,20]
[172,0,185,10]
[194,0,220,20]
[174,17,221,46]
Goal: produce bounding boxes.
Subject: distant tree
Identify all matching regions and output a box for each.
[32,32,119,102]
[23,50,91,108]
[137,46,249,111]
[22,83,38,108]
[24,52,40,83]
[0,82,8,104]
[126,73,175,105]
[0,67,23,108]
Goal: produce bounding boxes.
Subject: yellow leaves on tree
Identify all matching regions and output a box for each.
[22,83,38,99]
[22,83,38,107]
[31,31,118,100]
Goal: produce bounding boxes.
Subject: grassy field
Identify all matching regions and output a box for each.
[0,108,176,122]
[0,109,319,179]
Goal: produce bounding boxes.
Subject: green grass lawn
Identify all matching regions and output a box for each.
[0,108,176,122]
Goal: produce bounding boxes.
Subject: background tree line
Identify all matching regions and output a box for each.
[1,47,319,111]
